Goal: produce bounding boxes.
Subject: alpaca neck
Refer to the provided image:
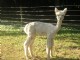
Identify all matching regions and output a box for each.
[56,20,62,32]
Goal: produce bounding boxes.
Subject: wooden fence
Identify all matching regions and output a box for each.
[1,5,80,24]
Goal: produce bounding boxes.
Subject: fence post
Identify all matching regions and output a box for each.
[20,7,23,27]
[0,7,1,23]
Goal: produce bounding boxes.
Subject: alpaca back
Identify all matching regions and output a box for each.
[24,22,56,35]
[35,22,56,35]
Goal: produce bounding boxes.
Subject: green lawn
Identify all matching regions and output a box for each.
[0,24,80,60]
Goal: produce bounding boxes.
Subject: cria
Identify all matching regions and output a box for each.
[24,8,67,60]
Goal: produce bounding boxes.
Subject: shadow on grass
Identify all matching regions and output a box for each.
[36,57,79,60]
[40,57,79,60]
[0,23,80,36]
[59,24,80,34]
[0,30,25,36]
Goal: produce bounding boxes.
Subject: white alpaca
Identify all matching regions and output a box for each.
[24,8,67,60]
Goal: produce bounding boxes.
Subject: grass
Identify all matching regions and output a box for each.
[0,24,80,60]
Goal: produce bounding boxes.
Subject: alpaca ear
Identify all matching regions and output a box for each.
[55,8,59,12]
[63,8,67,12]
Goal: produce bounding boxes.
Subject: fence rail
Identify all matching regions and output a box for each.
[1,5,80,24]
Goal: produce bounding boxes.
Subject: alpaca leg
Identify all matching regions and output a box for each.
[50,41,53,57]
[46,46,50,60]
[24,36,34,60]
[50,38,54,58]
[28,36,35,57]
[46,34,54,60]
[28,45,34,57]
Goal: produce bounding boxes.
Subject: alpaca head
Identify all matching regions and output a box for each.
[55,8,67,21]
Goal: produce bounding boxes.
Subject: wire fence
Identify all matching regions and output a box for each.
[1,5,80,25]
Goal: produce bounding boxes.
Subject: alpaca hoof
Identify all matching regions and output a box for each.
[26,56,32,60]
[32,56,41,60]
[47,58,50,60]
[50,55,53,58]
